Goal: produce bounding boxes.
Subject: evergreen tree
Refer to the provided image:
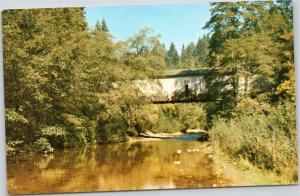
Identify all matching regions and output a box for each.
[165,42,179,67]
[185,42,196,58]
[204,1,295,118]
[95,20,102,31]
[195,35,209,65]
[95,19,109,32]
[180,45,187,64]
[101,19,109,32]
[181,42,198,68]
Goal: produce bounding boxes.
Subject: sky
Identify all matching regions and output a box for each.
[85,3,211,52]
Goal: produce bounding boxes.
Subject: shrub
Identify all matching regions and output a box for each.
[33,138,54,154]
[133,104,159,135]
[5,108,29,141]
[209,100,297,181]
[176,103,206,130]
[5,108,28,125]
[154,116,183,133]
[39,126,66,148]
[63,114,96,147]
[152,103,206,133]
[96,112,127,144]
[6,140,23,155]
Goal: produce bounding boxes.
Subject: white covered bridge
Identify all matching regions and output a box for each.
[135,68,210,103]
[135,68,250,103]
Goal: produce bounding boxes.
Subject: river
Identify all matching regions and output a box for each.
[7,134,231,194]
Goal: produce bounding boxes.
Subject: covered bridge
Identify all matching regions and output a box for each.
[135,68,212,103]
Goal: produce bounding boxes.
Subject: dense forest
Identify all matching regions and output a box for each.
[3,0,297,182]
[164,35,210,68]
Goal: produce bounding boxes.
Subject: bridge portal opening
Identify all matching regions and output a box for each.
[185,84,189,97]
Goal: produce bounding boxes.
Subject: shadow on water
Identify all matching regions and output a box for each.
[167,133,206,141]
[7,136,231,194]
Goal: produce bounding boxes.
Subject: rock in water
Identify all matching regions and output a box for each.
[197,132,209,142]
[173,161,181,165]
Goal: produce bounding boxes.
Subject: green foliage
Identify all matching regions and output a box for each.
[62,114,95,147]
[133,104,160,135]
[39,126,66,148]
[5,108,29,144]
[3,8,89,151]
[165,42,179,67]
[203,0,295,118]
[96,112,128,144]
[195,35,209,65]
[33,138,54,154]
[153,104,206,133]
[5,108,28,125]
[205,1,297,182]
[3,8,167,152]
[204,1,279,100]
[180,42,198,68]
[177,104,206,130]
[209,101,297,180]
[95,83,147,143]
[96,19,109,32]
[167,35,209,68]
[6,140,24,155]
[122,27,166,79]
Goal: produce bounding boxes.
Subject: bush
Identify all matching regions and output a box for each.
[154,116,183,133]
[63,114,96,147]
[176,103,206,130]
[133,104,159,135]
[96,112,127,144]
[152,103,206,133]
[5,108,29,141]
[39,126,66,148]
[6,140,24,155]
[209,100,297,181]
[33,138,54,154]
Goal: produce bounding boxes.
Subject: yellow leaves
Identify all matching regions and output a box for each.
[283,50,293,58]
[279,32,294,62]
[224,25,236,33]
[279,32,293,41]
[234,97,273,116]
[275,67,296,102]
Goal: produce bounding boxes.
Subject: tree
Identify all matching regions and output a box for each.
[122,27,166,78]
[3,8,89,148]
[180,45,187,64]
[183,42,198,67]
[101,19,109,32]
[95,19,109,32]
[165,42,179,67]
[203,0,295,120]
[195,35,209,65]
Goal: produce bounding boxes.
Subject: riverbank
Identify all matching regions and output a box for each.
[127,131,207,143]
[128,131,184,143]
[212,150,298,186]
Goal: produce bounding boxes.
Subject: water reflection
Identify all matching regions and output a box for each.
[7,140,230,194]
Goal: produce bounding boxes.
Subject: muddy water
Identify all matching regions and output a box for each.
[7,138,231,194]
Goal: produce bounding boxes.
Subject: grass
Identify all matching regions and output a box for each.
[213,149,298,186]
[209,102,298,184]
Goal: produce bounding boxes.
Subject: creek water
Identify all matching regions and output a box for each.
[7,134,231,194]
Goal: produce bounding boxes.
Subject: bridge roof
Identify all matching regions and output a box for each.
[161,68,213,78]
